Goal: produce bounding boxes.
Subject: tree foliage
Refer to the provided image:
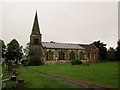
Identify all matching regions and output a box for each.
[23,43,30,59]
[5,39,23,62]
[107,47,116,61]
[93,40,107,62]
[27,48,42,66]
[115,40,120,61]
[0,39,6,58]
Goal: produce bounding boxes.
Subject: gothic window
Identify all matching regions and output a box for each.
[46,52,48,60]
[87,53,90,58]
[92,53,95,59]
[80,51,85,59]
[34,38,39,45]
[58,51,65,60]
[46,50,53,60]
[69,51,75,60]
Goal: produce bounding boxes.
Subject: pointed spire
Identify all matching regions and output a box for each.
[31,11,40,35]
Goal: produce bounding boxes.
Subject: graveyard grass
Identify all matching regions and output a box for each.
[2,66,80,88]
[25,61,119,88]
[17,67,80,88]
[2,61,119,88]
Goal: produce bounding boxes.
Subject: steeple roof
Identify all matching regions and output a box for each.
[31,11,40,35]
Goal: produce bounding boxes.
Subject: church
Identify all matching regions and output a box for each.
[30,12,99,64]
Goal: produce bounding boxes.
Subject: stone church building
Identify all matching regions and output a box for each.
[30,12,99,64]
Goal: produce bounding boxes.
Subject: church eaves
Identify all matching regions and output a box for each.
[31,11,40,35]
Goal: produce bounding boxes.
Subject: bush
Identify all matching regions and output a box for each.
[71,59,82,65]
[28,55,42,66]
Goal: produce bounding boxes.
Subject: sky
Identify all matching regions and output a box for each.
[1,1,118,49]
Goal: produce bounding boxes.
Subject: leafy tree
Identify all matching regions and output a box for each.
[115,39,120,61]
[107,47,116,61]
[5,39,23,63]
[27,48,41,66]
[0,39,6,58]
[23,43,30,59]
[93,40,107,62]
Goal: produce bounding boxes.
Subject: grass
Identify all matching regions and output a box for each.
[16,68,80,88]
[2,61,119,88]
[28,61,119,88]
[2,66,80,88]
[2,67,11,79]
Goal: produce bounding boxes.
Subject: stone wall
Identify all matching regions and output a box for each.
[43,48,99,64]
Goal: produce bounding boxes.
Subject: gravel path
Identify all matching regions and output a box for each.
[26,67,112,89]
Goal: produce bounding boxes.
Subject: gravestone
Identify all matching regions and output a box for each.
[10,75,16,81]
[10,69,18,81]
[8,60,12,72]
[16,79,24,88]
[12,69,18,76]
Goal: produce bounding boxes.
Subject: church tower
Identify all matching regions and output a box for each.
[30,11,43,62]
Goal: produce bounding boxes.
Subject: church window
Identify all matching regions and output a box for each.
[46,50,53,60]
[80,51,85,59]
[34,38,39,45]
[92,53,94,59]
[69,51,75,60]
[87,53,90,58]
[58,51,65,60]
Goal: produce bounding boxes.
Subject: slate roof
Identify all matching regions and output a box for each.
[78,44,97,50]
[42,42,84,50]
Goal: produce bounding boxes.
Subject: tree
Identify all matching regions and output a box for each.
[0,39,6,58]
[27,48,41,66]
[107,47,116,61]
[115,39,120,61]
[93,40,107,62]
[5,39,23,63]
[23,43,30,59]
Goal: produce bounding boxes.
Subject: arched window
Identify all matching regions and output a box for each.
[34,38,39,44]
[59,51,65,60]
[92,53,95,59]
[46,50,53,60]
[46,52,49,60]
[87,53,90,58]
[69,51,75,60]
[80,51,85,59]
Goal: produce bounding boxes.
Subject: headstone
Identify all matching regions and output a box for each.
[16,79,24,88]
[10,75,16,81]
[8,60,12,72]
[12,69,18,76]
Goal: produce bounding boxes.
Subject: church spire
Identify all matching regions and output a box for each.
[31,11,40,35]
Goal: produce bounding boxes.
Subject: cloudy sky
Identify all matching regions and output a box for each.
[1,1,118,49]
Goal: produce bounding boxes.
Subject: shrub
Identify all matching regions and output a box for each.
[71,59,82,65]
[28,55,42,66]
[26,48,43,66]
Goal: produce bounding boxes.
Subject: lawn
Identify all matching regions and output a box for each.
[28,61,119,88]
[2,66,80,88]
[16,67,80,88]
[2,61,119,88]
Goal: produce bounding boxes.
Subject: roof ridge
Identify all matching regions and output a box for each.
[42,42,80,45]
